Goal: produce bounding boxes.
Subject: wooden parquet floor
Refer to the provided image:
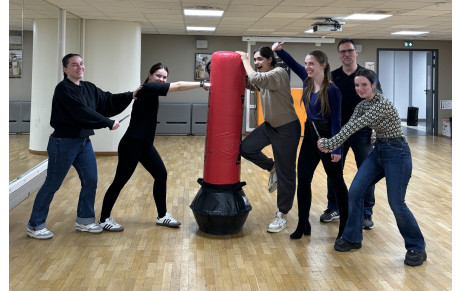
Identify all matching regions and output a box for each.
[9,135,452,290]
[9,134,47,182]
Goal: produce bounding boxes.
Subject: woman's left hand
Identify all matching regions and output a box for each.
[331,154,342,163]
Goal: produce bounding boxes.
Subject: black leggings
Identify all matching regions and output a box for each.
[100,136,167,221]
[297,120,349,238]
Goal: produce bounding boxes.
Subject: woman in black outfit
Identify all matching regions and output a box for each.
[98,63,210,231]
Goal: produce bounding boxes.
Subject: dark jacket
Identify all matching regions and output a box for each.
[50,78,133,138]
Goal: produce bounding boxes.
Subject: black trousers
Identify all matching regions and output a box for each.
[100,136,167,221]
[297,120,349,238]
[240,120,301,213]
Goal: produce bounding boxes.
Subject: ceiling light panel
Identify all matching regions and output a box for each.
[186,26,216,32]
[391,31,429,35]
[184,9,224,17]
[344,13,392,20]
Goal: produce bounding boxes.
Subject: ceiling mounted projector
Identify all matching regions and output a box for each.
[312,18,343,32]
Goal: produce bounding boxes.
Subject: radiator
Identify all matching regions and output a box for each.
[9,159,48,210]
[156,103,192,135]
[191,103,208,135]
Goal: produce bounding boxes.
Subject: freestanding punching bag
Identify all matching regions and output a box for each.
[190,51,252,235]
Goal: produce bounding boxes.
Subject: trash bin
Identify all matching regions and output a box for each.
[407,107,419,126]
[442,118,452,138]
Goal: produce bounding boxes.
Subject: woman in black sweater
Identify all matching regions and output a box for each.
[27,53,138,240]
[98,63,210,231]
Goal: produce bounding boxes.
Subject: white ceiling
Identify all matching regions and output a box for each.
[9,0,452,41]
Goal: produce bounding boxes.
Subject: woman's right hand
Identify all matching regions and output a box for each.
[271,41,284,52]
[235,51,248,62]
[317,138,330,153]
[202,82,211,91]
[132,85,142,100]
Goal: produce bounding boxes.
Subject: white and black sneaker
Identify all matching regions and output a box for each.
[98,217,124,232]
[156,212,181,228]
[319,209,340,223]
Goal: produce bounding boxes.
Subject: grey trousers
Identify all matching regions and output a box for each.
[240,120,301,213]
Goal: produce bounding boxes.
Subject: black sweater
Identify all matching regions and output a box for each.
[331,65,366,126]
[124,82,170,144]
[50,78,134,138]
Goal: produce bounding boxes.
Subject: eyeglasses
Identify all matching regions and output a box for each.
[338,49,356,55]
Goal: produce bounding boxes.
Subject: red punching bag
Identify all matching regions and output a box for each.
[190,51,251,235]
[203,51,246,185]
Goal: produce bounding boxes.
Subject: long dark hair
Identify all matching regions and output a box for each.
[62,53,81,79]
[143,63,169,84]
[302,50,332,116]
[355,69,382,94]
[253,46,277,68]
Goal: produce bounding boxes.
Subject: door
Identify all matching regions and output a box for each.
[425,51,437,135]
[377,49,439,136]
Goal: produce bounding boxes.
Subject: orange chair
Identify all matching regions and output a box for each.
[256,88,307,136]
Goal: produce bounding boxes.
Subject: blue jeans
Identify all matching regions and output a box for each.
[28,136,98,230]
[342,139,425,251]
[327,128,375,215]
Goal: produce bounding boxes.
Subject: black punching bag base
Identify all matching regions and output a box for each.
[190,179,252,235]
[192,212,249,235]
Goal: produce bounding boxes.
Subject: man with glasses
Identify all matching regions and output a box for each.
[320,39,378,230]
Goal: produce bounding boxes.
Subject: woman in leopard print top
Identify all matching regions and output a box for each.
[318,69,427,267]
[318,90,404,150]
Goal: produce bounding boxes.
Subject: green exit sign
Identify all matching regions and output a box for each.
[404,41,413,47]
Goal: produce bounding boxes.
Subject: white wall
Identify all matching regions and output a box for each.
[84,20,141,152]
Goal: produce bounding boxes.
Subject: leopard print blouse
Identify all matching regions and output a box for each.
[320,92,404,151]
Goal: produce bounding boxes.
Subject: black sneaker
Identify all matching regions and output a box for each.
[363,214,374,229]
[404,250,427,266]
[320,209,340,222]
[334,237,362,252]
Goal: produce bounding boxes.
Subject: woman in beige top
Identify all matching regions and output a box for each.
[236,47,300,234]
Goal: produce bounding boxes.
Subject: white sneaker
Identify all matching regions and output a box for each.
[268,166,278,193]
[267,211,287,233]
[156,212,181,228]
[27,227,53,240]
[76,222,103,233]
[98,217,124,232]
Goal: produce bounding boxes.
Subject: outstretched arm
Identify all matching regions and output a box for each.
[272,42,308,81]
[168,81,210,92]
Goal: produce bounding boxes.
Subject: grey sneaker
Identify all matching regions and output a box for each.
[76,222,103,233]
[363,214,374,229]
[267,211,287,233]
[268,166,278,193]
[320,209,340,223]
[156,212,181,228]
[27,227,53,240]
[98,217,124,232]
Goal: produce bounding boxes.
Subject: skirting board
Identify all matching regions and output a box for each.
[9,159,48,210]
